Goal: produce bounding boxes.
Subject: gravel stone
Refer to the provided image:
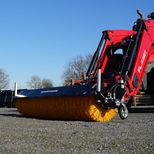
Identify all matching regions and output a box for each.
[0,108,153,154]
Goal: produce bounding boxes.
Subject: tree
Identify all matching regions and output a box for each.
[42,79,53,88]
[27,76,42,89]
[0,69,9,90]
[63,54,92,85]
[27,75,53,89]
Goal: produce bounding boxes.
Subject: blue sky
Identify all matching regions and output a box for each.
[0,0,153,89]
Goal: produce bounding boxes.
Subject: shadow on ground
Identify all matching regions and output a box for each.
[129,106,154,113]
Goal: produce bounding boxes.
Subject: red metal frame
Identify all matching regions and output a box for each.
[126,19,154,99]
[98,30,136,73]
[94,18,154,103]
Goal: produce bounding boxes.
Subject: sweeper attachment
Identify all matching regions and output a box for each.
[16,11,154,122]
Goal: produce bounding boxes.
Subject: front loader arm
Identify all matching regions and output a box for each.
[125,16,154,99]
[86,30,136,80]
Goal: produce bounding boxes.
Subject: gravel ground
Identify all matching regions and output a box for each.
[0,108,153,154]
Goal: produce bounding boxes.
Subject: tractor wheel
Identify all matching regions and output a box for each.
[118,103,128,119]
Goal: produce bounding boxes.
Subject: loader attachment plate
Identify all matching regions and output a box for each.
[16,84,117,122]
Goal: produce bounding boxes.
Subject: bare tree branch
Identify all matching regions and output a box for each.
[0,69,9,90]
[42,79,53,88]
[63,54,92,85]
[27,76,42,89]
[27,76,53,89]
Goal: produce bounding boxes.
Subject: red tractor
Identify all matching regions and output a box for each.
[86,10,154,119]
